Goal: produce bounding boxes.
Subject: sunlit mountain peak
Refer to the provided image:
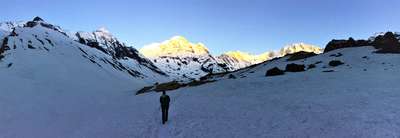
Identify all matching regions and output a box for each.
[279,43,323,56]
[223,51,272,64]
[218,43,322,71]
[96,27,110,34]
[140,35,209,58]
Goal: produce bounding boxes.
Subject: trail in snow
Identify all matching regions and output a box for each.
[144,90,186,138]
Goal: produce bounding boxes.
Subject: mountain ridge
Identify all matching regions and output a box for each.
[0,17,170,84]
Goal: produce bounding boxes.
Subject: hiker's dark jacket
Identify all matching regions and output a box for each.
[160,95,170,108]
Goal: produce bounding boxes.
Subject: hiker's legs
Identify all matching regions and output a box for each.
[161,107,166,124]
[166,106,169,121]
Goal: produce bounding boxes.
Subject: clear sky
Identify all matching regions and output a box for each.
[2,0,400,55]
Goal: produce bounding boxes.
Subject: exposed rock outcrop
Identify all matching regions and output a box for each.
[372,32,400,53]
[265,67,285,76]
[324,32,400,53]
[286,51,318,61]
[285,63,306,72]
[329,60,344,67]
[324,37,370,53]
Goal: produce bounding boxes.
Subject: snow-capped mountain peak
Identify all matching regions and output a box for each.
[139,36,227,81]
[94,27,114,40]
[96,27,111,34]
[140,36,209,58]
[217,43,322,71]
[279,43,323,56]
[223,51,275,63]
[217,51,275,70]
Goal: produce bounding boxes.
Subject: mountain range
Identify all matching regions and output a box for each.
[0,17,170,85]
[0,17,324,82]
[217,43,322,71]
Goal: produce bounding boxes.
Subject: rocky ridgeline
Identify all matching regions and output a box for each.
[324,32,400,53]
[0,16,169,81]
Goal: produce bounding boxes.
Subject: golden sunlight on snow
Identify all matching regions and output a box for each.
[139,36,209,58]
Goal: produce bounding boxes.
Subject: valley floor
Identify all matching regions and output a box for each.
[1,47,400,137]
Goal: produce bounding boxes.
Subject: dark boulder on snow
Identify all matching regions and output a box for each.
[372,32,400,53]
[286,51,318,61]
[285,63,306,72]
[307,64,316,69]
[265,67,285,76]
[228,74,237,79]
[329,60,344,67]
[324,37,370,53]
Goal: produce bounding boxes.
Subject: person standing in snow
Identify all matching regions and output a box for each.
[160,91,170,124]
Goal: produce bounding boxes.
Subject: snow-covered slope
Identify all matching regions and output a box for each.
[0,17,170,84]
[67,27,166,76]
[218,43,322,71]
[0,21,25,32]
[0,17,173,137]
[140,36,228,81]
[158,46,400,137]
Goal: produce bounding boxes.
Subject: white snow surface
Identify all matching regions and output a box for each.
[2,38,400,138]
[0,21,25,32]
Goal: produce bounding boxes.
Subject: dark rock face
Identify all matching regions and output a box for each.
[372,32,400,53]
[324,37,370,53]
[10,29,18,36]
[25,21,38,28]
[285,63,305,72]
[0,37,10,60]
[324,32,400,53]
[25,17,44,28]
[74,32,167,76]
[24,17,67,36]
[329,60,344,67]
[33,16,44,22]
[286,51,318,61]
[265,67,285,76]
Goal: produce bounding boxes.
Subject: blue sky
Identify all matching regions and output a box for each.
[2,0,400,55]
